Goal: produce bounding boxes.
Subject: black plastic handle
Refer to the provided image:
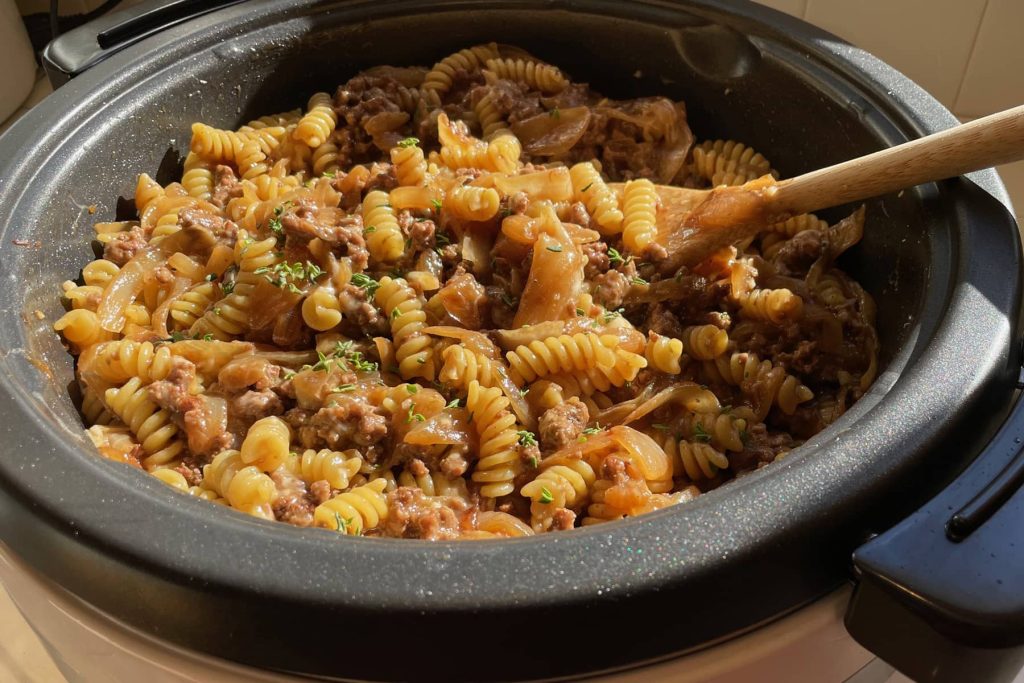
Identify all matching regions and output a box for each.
[846,381,1024,682]
[41,0,244,87]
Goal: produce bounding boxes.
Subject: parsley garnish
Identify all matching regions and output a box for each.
[406,384,419,394]
[538,487,554,504]
[631,276,648,286]
[435,232,451,247]
[545,245,563,253]
[391,307,401,320]
[607,247,630,266]
[406,403,425,424]
[693,423,712,443]
[333,340,378,372]
[576,307,586,317]
[527,456,538,468]
[322,171,337,179]
[333,384,356,393]
[253,261,324,293]
[350,272,380,297]
[431,199,443,211]
[205,273,217,282]
[600,307,625,323]
[446,398,460,409]
[517,430,537,447]
[364,225,377,234]
[577,423,604,443]
[397,137,420,148]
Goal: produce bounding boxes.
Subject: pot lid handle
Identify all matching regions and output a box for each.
[846,390,1024,682]
[41,0,244,88]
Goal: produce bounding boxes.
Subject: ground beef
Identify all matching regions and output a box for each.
[103,226,147,266]
[281,199,369,270]
[568,201,592,229]
[551,507,576,531]
[582,240,610,279]
[774,339,819,376]
[728,423,794,473]
[645,303,684,339]
[217,358,282,392]
[302,396,388,450]
[210,165,242,210]
[383,487,466,540]
[309,480,332,504]
[509,191,530,215]
[484,79,544,126]
[703,311,732,330]
[362,162,398,194]
[643,241,668,263]
[179,206,237,244]
[395,210,436,253]
[485,285,517,329]
[591,269,632,310]
[148,357,233,456]
[538,398,589,453]
[231,389,284,422]
[776,229,825,275]
[440,445,470,478]
[271,469,315,527]
[338,284,387,336]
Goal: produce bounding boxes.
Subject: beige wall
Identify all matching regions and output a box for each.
[756,0,1024,222]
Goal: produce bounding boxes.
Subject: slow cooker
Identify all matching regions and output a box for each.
[1,1,1023,681]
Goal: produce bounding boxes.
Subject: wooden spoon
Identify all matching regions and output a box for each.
[610,103,1024,273]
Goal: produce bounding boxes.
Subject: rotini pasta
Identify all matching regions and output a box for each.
[59,46,876,539]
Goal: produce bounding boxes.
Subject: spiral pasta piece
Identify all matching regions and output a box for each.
[704,352,813,419]
[181,153,214,200]
[202,449,275,518]
[621,178,658,252]
[134,173,164,216]
[375,276,435,381]
[679,325,729,360]
[397,469,469,498]
[190,123,245,163]
[570,162,622,235]
[104,377,185,470]
[188,272,258,340]
[82,386,115,426]
[82,259,120,287]
[446,185,500,221]
[422,43,499,95]
[362,190,405,264]
[662,435,729,481]
[440,345,511,390]
[294,92,338,148]
[390,143,427,186]
[505,333,619,384]
[484,58,569,94]
[169,281,218,330]
[769,213,828,237]
[54,309,114,350]
[314,478,389,534]
[733,287,803,324]
[474,90,507,140]
[286,449,362,490]
[240,416,292,472]
[236,138,268,180]
[311,140,341,176]
[236,231,279,273]
[90,340,175,385]
[645,334,685,374]
[152,469,227,504]
[692,139,774,187]
[301,287,342,331]
[521,457,596,531]
[466,381,521,498]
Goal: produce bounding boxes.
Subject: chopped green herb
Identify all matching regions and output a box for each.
[431,199,443,211]
[545,245,563,253]
[607,247,631,266]
[416,357,426,364]
[205,273,217,282]
[527,456,539,468]
[600,307,625,323]
[652,423,671,432]
[332,511,347,532]
[499,292,518,308]
[350,272,380,297]
[576,307,586,317]
[631,276,648,286]
[390,307,401,321]
[202,333,214,341]
[307,350,334,373]
[549,108,560,119]
[446,398,460,409]
[577,423,604,443]
[519,387,530,397]
[332,340,378,372]
[254,260,323,293]
[158,331,189,344]
[580,181,594,193]
[406,403,425,424]
[693,423,712,444]
[406,384,419,394]
[213,307,222,316]
[538,487,554,504]
[364,225,377,235]
[282,369,297,380]
[435,232,451,247]
[322,170,337,179]
[517,430,537,447]
[333,384,356,393]
[397,137,420,148]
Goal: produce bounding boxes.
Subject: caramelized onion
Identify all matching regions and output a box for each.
[608,425,672,483]
[96,248,164,333]
[493,167,573,201]
[514,222,582,327]
[620,383,722,426]
[511,106,591,156]
[434,273,488,330]
[404,409,473,446]
[149,276,192,339]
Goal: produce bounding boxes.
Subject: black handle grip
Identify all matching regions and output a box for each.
[41,0,245,87]
[846,385,1024,682]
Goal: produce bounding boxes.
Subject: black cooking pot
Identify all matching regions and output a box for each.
[2,0,1023,681]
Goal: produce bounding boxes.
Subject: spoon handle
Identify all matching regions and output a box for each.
[771,104,1024,217]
